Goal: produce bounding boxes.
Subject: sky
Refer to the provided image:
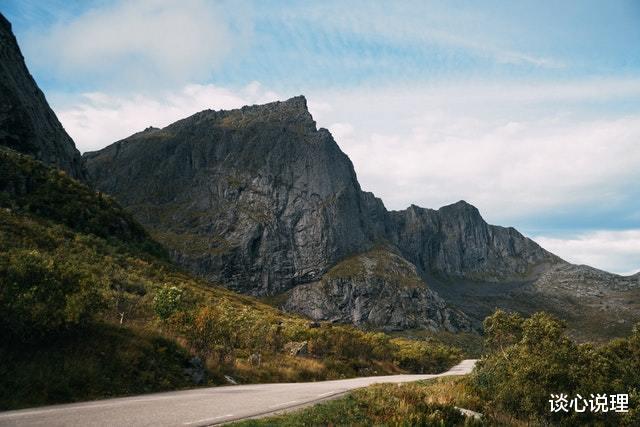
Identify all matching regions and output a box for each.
[2,0,640,275]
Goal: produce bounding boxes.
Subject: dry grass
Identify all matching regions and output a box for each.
[234,378,485,426]
[417,376,483,411]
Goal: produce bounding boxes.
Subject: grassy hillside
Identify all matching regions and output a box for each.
[0,148,462,410]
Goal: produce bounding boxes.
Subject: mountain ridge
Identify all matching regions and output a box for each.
[82,95,640,337]
[85,95,562,292]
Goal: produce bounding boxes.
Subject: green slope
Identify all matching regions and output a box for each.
[0,147,462,409]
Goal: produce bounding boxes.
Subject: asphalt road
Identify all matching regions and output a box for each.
[0,359,477,427]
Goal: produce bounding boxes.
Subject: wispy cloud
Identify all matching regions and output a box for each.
[275,1,564,70]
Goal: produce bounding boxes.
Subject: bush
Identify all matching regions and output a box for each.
[472,310,640,426]
[153,286,184,320]
[392,338,462,373]
[0,249,103,341]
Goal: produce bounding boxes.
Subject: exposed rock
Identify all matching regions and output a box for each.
[524,264,640,339]
[85,97,382,295]
[283,341,308,356]
[0,14,85,180]
[387,201,561,282]
[283,248,472,332]
[84,97,558,294]
[224,375,238,385]
[532,263,640,294]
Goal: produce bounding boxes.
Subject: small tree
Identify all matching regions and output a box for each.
[483,309,524,355]
[153,285,184,321]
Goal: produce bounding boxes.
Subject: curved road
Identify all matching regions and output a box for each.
[0,359,477,427]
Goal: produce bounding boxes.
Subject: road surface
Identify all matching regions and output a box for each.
[0,359,477,426]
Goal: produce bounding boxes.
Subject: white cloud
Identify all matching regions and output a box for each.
[304,79,640,223]
[532,230,640,276]
[24,0,250,88]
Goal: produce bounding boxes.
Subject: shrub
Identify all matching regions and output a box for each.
[153,285,184,320]
[392,338,462,373]
[0,249,103,341]
[472,310,640,425]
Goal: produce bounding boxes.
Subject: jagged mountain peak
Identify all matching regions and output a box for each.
[85,96,375,295]
[438,199,478,213]
[160,95,317,137]
[401,200,481,219]
[0,13,86,180]
[0,12,11,30]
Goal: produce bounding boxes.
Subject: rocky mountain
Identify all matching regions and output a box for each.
[283,247,472,332]
[84,95,639,337]
[386,201,561,282]
[85,97,386,296]
[0,13,85,180]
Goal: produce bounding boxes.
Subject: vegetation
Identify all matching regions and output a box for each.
[0,248,103,340]
[0,147,164,256]
[0,325,194,409]
[392,329,484,358]
[0,148,463,409]
[325,246,424,289]
[245,309,640,426]
[234,379,484,427]
[470,309,640,426]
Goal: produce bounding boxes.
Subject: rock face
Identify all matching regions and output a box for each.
[387,202,560,282]
[84,96,638,336]
[283,248,472,332]
[0,14,85,180]
[85,97,384,295]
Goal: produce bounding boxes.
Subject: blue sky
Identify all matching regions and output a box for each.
[2,0,640,274]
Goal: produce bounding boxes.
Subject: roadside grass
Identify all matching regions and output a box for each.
[232,357,403,384]
[233,377,485,426]
[0,324,194,410]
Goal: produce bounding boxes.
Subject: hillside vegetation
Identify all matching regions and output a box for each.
[0,148,462,409]
[248,311,640,426]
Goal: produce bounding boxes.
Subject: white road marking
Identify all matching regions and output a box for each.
[0,394,213,419]
[317,390,339,397]
[268,400,299,408]
[183,414,234,425]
